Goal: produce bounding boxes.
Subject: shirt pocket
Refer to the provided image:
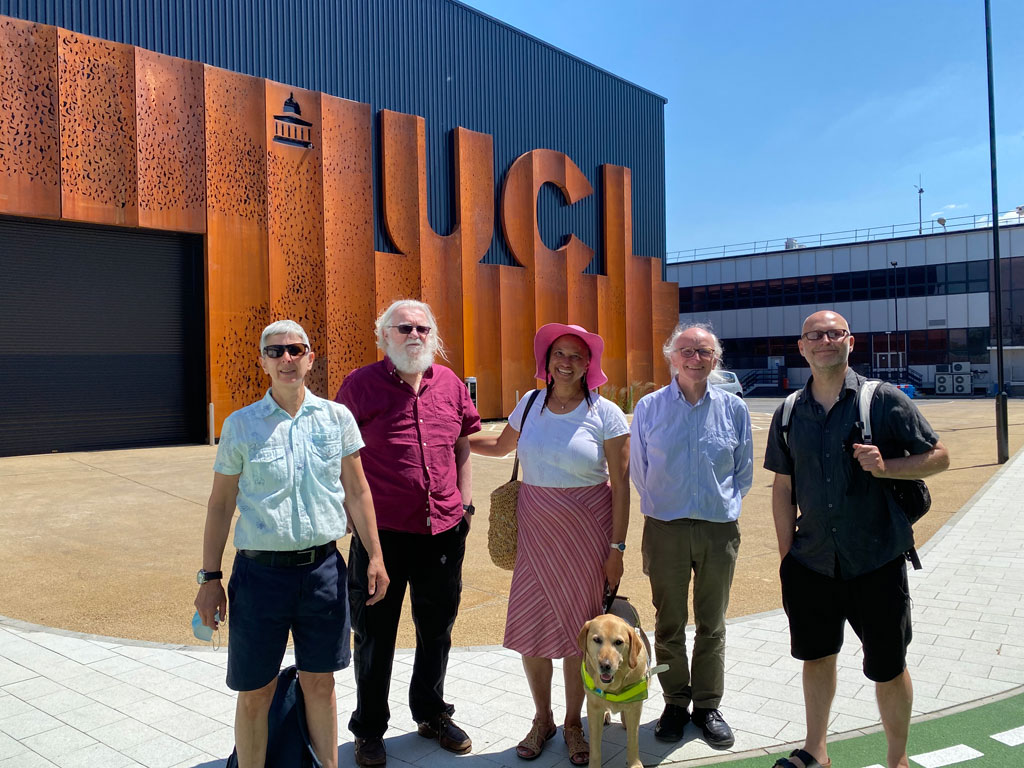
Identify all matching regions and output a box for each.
[702,428,737,480]
[310,430,344,486]
[247,444,288,489]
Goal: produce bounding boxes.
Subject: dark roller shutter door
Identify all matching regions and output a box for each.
[0,216,205,457]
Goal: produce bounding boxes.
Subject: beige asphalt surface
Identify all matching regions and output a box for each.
[0,396,1020,650]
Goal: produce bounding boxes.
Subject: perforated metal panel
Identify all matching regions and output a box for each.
[0,216,206,456]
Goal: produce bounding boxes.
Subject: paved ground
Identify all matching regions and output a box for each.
[1,396,1023,766]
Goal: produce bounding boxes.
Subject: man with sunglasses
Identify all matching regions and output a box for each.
[195,320,389,768]
[630,323,753,749]
[336,299,481,766]
[764,310,949,768]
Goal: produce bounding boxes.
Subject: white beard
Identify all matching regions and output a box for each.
[387,340,434,375]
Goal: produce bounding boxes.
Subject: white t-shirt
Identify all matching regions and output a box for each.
[509,391,629,488]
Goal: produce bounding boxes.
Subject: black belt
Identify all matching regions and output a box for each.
[237,541,336,567]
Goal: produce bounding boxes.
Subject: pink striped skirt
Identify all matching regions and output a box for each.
[503,482,613,659]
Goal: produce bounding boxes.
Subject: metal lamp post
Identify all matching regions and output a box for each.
[914,177,924,235]
[891,260,900,380]
[985,0,1009,464]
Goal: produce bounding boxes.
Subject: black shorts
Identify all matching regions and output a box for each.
[226,548,351,691]
[780,554,911,682]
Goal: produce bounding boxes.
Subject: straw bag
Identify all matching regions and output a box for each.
[488,389,542,570]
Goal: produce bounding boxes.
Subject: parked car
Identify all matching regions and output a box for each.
[709,369,743,397]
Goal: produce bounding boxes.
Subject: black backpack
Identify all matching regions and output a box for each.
[781,379,930,569]
[226,666,323,768]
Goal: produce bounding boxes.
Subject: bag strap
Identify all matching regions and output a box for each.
[510,389,543,483]
[858,379,881,444]
[780,390,800,448]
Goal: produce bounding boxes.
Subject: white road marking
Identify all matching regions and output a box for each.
[991,724,1024,746]
[862,764,885,768]
[910,744,984,767]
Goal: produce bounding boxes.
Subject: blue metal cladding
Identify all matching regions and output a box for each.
[2,0,666,273]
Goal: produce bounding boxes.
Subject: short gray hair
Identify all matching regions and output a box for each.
[374,299,449,361]
[260,320,310,354]
[662,322,723,374]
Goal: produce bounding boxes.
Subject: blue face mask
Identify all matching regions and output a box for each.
[192,610,220,644]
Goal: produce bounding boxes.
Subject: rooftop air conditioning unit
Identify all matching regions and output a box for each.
[951,362,971,374]
[935,364,950,373]
[952,373,971,395]
[935,373,953,395]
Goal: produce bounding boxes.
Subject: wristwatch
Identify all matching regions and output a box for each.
[610,542,626,552]
[196,569,223,584]
[462,503,475,516]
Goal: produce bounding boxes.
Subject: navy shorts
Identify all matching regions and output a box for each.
[226,548,351,691]
[780,554,912,683]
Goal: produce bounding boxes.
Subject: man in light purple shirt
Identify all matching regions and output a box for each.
[630,322,753,750]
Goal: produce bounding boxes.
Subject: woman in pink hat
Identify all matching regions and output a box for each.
[470,323,630,765]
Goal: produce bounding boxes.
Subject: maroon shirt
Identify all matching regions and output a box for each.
[336,359,481,535]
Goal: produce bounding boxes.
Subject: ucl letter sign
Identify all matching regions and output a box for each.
[0,15,679,425]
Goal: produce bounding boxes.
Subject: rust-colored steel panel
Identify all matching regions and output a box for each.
[322,94,375,396]
[627,254,654,385]
[377,110,422,323]
[566,239,598,333]
[474,263,502,418]
[651,269,679,386]
[265,81,327,396]
[205,66,269,434]
[501,149,593,332]
[499,265,536,414]
[58,29,138,226]
[379,111,494,376]
[135,48,205,233]
[600,165,628,388]
[0,16,59,219]
[604,163,657,386]
[456,126,495,379]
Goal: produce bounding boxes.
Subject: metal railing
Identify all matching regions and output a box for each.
[666,209,1024,264]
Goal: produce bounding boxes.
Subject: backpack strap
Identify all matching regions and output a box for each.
[858,379,881,444]
[780,390,800,449]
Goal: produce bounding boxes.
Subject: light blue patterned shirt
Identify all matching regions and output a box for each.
[630,379,753,523]
[213,389,364,550]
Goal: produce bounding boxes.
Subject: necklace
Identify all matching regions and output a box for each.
[549,390,580,411]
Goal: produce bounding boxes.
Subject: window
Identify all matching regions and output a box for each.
[678,286,692,313]
[851,271,869,301]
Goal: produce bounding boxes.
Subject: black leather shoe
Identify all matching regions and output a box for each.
[654,704,689,742]
[354,736,387,766]
[417,712,472,754]
[691,708,734,749]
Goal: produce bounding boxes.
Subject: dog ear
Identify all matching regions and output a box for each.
[577,621,592,653]
[628,628,641,669]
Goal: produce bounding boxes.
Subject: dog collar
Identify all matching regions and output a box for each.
[580,661,650,703]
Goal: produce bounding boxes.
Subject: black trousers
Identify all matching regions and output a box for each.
[347,520,468,738]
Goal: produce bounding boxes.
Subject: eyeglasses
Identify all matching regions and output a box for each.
[390,324,431,335]
[263,343,309,358]
[673,347,716,360]
[802,329,850,342]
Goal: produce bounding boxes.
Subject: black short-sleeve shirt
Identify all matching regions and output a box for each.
[764,369,940,579]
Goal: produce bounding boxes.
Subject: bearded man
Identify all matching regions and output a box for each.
[336,299,481,767]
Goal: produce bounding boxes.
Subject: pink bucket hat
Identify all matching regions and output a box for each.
[533,323,609,389]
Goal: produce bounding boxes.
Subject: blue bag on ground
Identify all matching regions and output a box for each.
[225,666,323,768]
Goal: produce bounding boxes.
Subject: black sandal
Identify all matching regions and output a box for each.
[771,748,830,768]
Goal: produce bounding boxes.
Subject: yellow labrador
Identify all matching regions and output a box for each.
[578,613,650,768]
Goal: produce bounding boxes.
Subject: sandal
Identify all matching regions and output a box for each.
[516,719,556,760]
[772,748,831,768]
[563,723,589,766]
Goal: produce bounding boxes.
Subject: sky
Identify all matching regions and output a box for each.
[461,0,1024,257]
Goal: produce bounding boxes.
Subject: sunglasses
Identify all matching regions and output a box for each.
[674,347,715,360]
[802,329,850,342]
[263,343,309,358]
[390,324,432,335]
